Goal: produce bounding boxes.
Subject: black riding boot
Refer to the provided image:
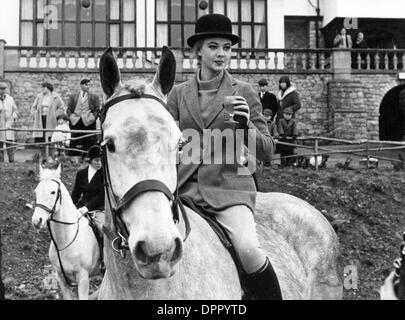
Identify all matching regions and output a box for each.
[244,258,282,300]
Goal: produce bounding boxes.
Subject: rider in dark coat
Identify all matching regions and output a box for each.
[71,145,104,214]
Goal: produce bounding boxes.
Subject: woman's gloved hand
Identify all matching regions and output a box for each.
[78,207,89,215]
[232,96,250,129]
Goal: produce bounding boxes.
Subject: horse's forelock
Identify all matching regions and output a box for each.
[106,80,147,103]
[39,168,60,181]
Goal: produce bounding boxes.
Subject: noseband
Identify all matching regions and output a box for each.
[101,92,191,258]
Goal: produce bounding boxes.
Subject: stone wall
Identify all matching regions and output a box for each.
[4,72,155,142]
[351,73,399,140]
[3,68,403,143]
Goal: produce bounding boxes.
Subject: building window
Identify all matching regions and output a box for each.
[19,0,136,47]
[155,0,267,48]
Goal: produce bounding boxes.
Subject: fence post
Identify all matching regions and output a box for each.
[314,138,319,171]
[0,39,6,79]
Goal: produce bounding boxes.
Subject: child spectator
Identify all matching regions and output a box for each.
[51,114,71,158]
[277,107,298,167]
[263,109,279,139]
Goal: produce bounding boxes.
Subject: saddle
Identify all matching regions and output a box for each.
[178,196,247,283]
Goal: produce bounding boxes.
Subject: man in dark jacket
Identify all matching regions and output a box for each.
[72,145,104,214]
[66,78,101,155]
[258,79,278,121]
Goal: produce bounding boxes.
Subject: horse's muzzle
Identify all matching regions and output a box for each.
[132,236,183,279]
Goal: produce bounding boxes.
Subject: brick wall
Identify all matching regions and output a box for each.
[3,69,403,142]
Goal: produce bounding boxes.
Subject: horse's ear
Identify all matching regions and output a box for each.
[39,164,43,178]
[56,164,61,178]
[152,46,176,97]
[100,48,121,98]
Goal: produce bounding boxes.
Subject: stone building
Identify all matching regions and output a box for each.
[0,0,405,142]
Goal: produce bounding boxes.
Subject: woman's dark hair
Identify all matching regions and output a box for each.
[42,82,54,92]
[279,76,291,90]
[56,114,69,122]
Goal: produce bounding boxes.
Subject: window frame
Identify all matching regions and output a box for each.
[19,0,136,47]
[155,0,199,48]
[154,0,268,48]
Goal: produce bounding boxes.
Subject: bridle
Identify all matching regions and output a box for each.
[35,179,84,287]
[100,92,191,258]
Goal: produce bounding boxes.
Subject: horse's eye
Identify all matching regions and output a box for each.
[106,141,116,153]
[51,191,56,195]
[102,139,116,153]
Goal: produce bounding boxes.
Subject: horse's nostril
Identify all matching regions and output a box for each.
[39,218,43,224]
[171,237,183,263]
[134,241,148,265]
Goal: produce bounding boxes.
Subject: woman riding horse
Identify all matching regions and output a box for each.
[166,13,282,300]
[71,145,104,215]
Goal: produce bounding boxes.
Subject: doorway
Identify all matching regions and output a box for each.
[379,84,405,141]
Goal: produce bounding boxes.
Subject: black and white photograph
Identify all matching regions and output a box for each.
[0,0,404,305]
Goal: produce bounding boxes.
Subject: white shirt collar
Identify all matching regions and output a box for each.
[88,165,97,183]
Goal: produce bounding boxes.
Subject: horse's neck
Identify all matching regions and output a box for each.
[50,183,80,245]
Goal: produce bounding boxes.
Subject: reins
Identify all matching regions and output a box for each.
[100,92,191,259]
[35,179,85,287]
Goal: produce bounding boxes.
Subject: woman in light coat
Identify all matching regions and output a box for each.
[31,82,65,143]
[0,82,18,162]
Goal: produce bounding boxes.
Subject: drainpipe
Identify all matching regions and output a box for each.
[316,0,320,48]
[0,39,6,79]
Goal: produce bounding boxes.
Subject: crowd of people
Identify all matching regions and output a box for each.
[0,78,101,162]
[0,75,305,168]
[257,76,302,167]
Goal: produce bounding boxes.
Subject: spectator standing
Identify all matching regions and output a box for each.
[51,114,71,158]
[353,32,368,49]
[333,27,352,48]
[277,107,298,167]
[352,32,368,69]
[258,79,278,120]
[263,109,279,139]
[31,82,65,144]
[66,78,101,155]
[276,76,301,121]
[0,82,18,163]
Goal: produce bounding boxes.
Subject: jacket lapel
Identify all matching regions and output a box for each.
[184,76,205,131]
[75,93,80,106]
[205,71,236,129]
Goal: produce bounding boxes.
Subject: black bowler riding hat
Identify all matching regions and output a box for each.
[88,145,102,161]
[187,14,240,48]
